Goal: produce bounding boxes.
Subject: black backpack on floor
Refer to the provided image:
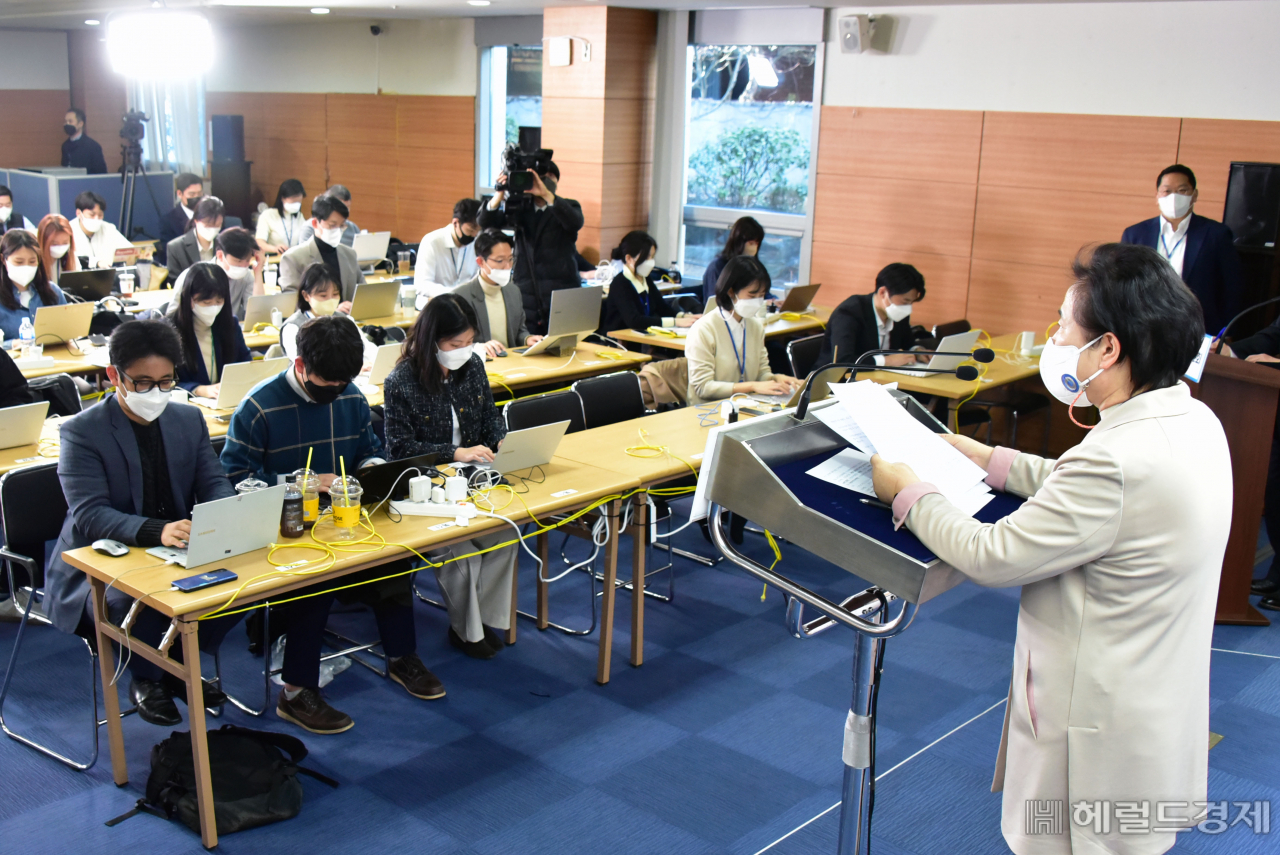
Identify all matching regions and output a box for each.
[109,724,337,836]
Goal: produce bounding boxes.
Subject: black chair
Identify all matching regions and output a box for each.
[572,372,647,429]
[932,319,972,339]
[28,373,82,418]
[786,333,824,380]
[973,390,1052,454]
[210,434,227,456]
[503,390,586,434]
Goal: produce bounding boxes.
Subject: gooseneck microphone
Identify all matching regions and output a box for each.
[1214,297,1280,354]
[792,348,993,420]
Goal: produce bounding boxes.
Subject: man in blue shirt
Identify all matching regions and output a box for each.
[60,108,108,175]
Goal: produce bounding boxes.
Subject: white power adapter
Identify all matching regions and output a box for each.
[408,475,432,503]
[444,475,468,503]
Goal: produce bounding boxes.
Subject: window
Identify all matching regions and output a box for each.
[682,43,821,287]
[477,45,543,192]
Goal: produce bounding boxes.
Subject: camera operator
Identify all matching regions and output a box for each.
[477,156,583,335]
[61,108,107,175]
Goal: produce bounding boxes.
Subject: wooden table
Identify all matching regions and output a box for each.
[67,456,640,849]
[607,306,831,352]
[16,344,107,380]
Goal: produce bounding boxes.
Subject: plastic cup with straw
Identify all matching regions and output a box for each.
[331,455,363,540]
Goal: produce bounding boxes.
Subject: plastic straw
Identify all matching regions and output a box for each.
[339,455,349,501]
[304,446,313,477]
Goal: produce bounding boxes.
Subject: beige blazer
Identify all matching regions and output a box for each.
[903,383,1231,855]
[277,237,365,303]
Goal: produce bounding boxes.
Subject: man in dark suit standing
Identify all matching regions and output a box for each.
[60,108,108,175]
[1120,164,1243,333]
[815,262,926,367]
[156,173,205,264]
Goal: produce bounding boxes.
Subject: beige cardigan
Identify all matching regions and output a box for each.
[685,310,778,404]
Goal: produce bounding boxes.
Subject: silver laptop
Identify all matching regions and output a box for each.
[520,286,604,357]
[241,292,298,330]
[0,401,49,450]
[191,357,291,410]
[349,280,401,321]
[484,420,569,474]
[352,231,392,266]
[778,283,821,312]
[145,484,287,569]
[34,302,96,345]
[883,329,982,377]
[366,342,401,386]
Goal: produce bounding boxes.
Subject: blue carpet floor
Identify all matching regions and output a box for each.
[1,499,1277,854]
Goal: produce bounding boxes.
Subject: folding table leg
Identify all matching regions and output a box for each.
[630,493,647,667]
[596,500,620,685]
[89,577,128,787]
[535,532,550,629]
[181,620,218,849]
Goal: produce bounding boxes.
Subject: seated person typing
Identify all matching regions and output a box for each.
[599,230,697,334]
[167,262,251,399]
[685,256,801,405]
[166,227,265,322]
[383,293,516,659]
[815,262,926,368]
[0,229,68,341]
[256,179,308,254]
[451,228,543,357]
[69,191,137,269]
[165,196,224,281]
[42,320,243,725]
[278,194,365,311]
[221,315,443,734]
[415,198,481,297]
[37,214,78,285]
[280,262,350,360]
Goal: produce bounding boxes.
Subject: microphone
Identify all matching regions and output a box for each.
[931,348,995,364]
[792,352,984,420]
[1214,296,1280,354]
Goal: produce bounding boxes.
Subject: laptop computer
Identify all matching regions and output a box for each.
[365,342,402,386]
[882,329,982,378]
[356,453,441,504]
[241,292,297,330]
[352,231,392,266]
[349,280,401,322]
[778,283,821,313]
[190,357,291,410]
[146,484,287,569]
[519,287,604,357]
[34,302,96,345]
[0,401,49,450]
[58,269,117,301]
[484,420,570,474]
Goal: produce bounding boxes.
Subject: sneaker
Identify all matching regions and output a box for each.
[482,626,506,652]
[276,687,353,734]
[388,654,446,700]
[449,626,496,660]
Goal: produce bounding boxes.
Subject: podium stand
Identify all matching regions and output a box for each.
[702,393,988,855]
[1194,352,1280,626]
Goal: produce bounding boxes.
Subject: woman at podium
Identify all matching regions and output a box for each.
[871,243,1231,855]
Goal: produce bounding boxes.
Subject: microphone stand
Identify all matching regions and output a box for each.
[1214,296,1280,354]
[794,349,992,420]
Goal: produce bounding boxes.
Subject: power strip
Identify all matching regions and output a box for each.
[389,500,478,519]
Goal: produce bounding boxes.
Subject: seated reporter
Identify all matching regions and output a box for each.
[281,262,347,360]
[0,228,68,341]
[452,228,543,357]
[278,194,365,311]
[222,316,441,734]
[599,230,697,334]
[383,293,516,659]
[166,227,264,321]
[168,263,251,400]
[816,262,926,367]
[37,214,78,285]
[685,256,800,405]
[166,195,224,281]
[44,320,242,725]
[870,243,1230,855]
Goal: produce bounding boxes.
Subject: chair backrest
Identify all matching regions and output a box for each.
[786,333,825,379]
[932,319,972,339]
[0,462,68,549]
[572,371,646,429]
[503,390,586,434]
[27,373,82,417]
[210,435,227,456]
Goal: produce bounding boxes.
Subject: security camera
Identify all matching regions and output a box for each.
[370,25,382,36]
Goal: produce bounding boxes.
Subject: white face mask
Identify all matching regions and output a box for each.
[50,243,70,259]
[223,261,252,280]
[884,300,913,322]
[315,225,343,247]
[310,298,339,317]
[80,216,103,234]
[437,344,473,371]
[635,259,656,279]
[196,223,220,242]
[733,297,766,319]
[6,262,37,287]
[1158,192,1193,220]
[483,266,512,286]
[119,385,171,422]
[283,201,302,215]
[0,207,12,222]
[192,302,224,326]
[1038,334,1105,407]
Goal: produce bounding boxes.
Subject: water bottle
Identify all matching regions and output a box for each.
[668,259,682,285]
[270,307,283,328]
[18,317,34,358]
[281,475,304,538]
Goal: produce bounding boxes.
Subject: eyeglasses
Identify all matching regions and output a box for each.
[117,369,176,394]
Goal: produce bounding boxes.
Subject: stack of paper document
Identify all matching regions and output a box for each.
[806,381,994,516]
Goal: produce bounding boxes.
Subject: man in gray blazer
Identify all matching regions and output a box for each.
[44,321,243,726]
[278,194,365,310]
[453,229,542,357]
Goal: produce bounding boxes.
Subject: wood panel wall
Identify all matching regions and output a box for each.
[811,107,1280,335]
[0,90,73,169]
[205,92,475,242]
[67,30,128,176]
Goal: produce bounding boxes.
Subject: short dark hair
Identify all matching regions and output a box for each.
[1070,243,1204,394]
[108,319,183,374]
[296,262,341,312]
[311,194,348,222]
[175,173,203,193]
[74,190,106,214]
[325,184,351,203]
[715,255,771,313]
[215,226,256,261]
[453,198,482,225]
[403,292,479,396]
[273,179,306,215]
[611,230,657,265]
[720,217,765,261]
[68,108,86,124]
[296,315,364,383]
[1157,164,1196,189]
[172,263,238,376]
[185,196,224,231]
[875,263,926,299]
[542,161,560,181]
[473,228,513,261]
[0,185,12,202]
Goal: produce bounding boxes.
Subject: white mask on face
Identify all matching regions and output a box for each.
[119,384,171,422]
[193,302,224,326]
[283,201,302,215]
[50,243,70,259]
[223,261,252,280]
[733,297,766,319]
[0,207,12,222]
[196,223,220,242]
[1038,334,1105,407]
[884,300,913,323]
[483,266,512,286]
[80,216,102,234]
[1158,192,1193,220]
[436,344,473,371]
[315,225,343,247]
[310,298,339,317]
[635,259,656,279]
[6,262,37,287]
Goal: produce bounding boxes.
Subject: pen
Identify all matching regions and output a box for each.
[860,497,893,511]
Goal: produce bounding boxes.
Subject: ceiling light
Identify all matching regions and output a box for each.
[311,7,330,13]
[747,54,779,88]
[107,11,214,78]
[85,19,100,26]
[467,1,491,5]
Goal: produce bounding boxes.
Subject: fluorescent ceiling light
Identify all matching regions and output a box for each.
[107,11,214,78]
[467,1,491,5]
[311,7,330,13]
[85,19,100,26]
[747,54,779,88]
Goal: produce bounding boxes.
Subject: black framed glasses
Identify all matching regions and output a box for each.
[116,369,177,394]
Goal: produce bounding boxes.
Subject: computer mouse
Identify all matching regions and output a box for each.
[495,350,508,357]
[92,539,129,557]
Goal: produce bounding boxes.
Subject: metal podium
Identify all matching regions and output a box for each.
[704,392,969,855]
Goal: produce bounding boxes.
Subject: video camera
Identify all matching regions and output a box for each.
[496,143,555,196]
[120,110,149,144]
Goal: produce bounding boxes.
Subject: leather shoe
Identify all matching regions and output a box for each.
[1251,578,1280,596]
[163,674,228,708]
[482,626,506,652]
[130,678,181,727]
[449,627,496,660]
[1258,595,1280,612]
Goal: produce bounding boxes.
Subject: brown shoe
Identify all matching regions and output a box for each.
[276,687,353,734]
[388,653,446,699]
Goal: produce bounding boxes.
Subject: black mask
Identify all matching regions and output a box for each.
[63,124,78,136]
[455,225,475,246]
[542,176,558,195]
[304,378,344,405]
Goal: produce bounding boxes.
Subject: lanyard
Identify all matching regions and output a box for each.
[639,287,650,317]
[720,310,747,382]
[451,246,465,281]
[1159,230,1187,262]
[283,213,297,247]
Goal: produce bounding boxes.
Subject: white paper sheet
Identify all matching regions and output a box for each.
[806,448,875,496]
[813,397,877,453]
